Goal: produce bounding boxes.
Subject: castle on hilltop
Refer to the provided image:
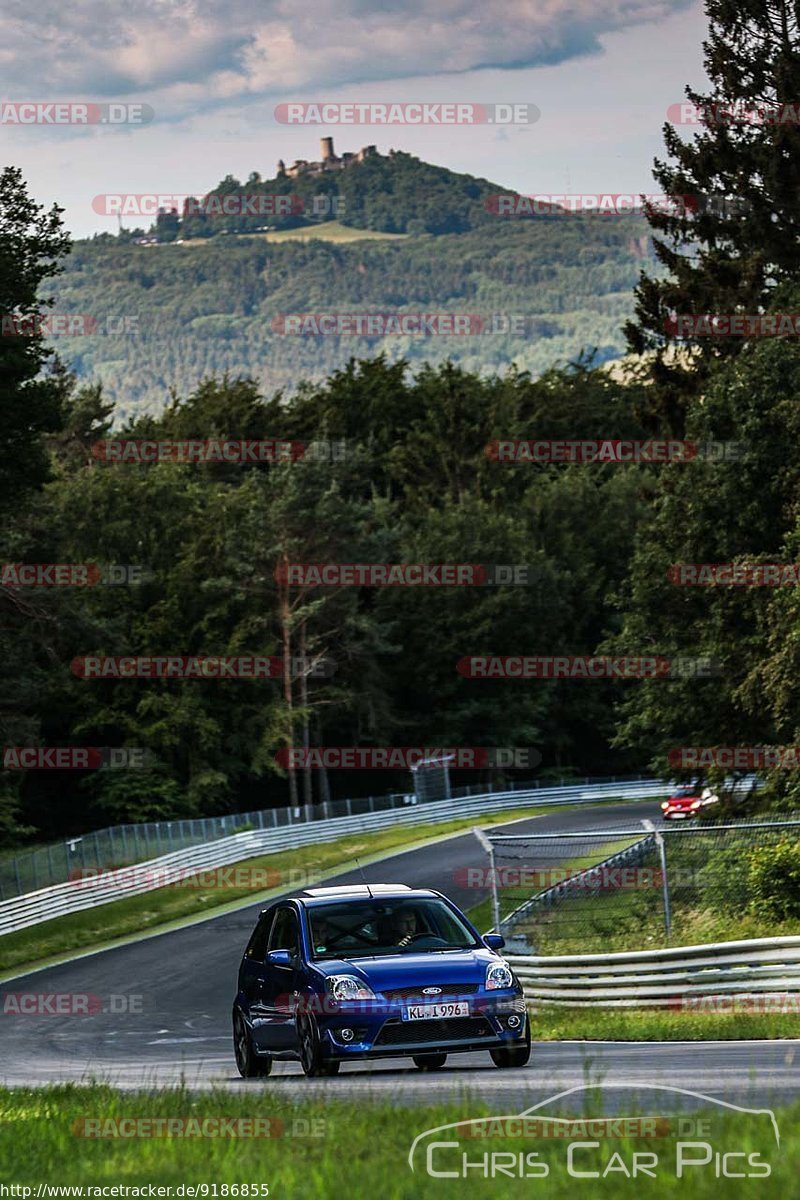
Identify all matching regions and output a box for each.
[277,138,379,179]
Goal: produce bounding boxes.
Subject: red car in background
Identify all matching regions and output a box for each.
[661,784,720,820]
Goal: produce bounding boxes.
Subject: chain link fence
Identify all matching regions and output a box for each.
[482,817,800,954]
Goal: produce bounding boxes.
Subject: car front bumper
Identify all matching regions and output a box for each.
[314,990,528,1059]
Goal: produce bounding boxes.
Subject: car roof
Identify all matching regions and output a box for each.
[297,885,438,905]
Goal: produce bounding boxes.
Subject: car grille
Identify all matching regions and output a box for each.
[375,1016,493,1046]
[383,984,479,1001]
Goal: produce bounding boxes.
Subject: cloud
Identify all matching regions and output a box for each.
[0,0,695,117]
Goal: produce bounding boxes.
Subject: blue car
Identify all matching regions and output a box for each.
[232,884,530,1077]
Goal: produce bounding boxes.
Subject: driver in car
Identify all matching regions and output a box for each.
[312,914,335,953]
[391,906,420,947]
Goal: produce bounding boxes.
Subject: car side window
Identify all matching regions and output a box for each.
[245,912,272,961]
[268,907,300,957]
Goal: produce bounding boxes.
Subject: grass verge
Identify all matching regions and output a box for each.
[0,1084,794,1196]
[0,803,568,978]
[532,1004,800,1042]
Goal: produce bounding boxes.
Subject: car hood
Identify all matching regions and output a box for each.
[312,948,499,991]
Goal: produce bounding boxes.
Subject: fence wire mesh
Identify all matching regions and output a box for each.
[484,818,800,955]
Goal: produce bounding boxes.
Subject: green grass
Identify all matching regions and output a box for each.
[0,1084,794,1196]
[532,1004,800,1042]
[258,221,410,243]
[184,221,411,245]
[0,803,571,978]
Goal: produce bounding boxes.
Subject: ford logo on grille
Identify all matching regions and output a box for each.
[422,986,442,995]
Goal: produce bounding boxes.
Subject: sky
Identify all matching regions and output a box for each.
[0,0,710,238]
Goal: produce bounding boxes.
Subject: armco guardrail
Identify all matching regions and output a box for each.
[508,936,800,1007]
[0,778,666,937]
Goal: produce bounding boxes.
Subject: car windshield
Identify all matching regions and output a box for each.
[307,897,480,959]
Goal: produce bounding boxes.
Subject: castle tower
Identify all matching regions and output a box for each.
[277,158,286,178]
[320,136,335,161]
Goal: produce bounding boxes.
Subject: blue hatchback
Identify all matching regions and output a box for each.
[233,884,530,1077]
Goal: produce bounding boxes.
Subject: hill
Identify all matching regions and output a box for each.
[51,150,656,420]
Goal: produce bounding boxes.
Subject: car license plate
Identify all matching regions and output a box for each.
[403,1001,469,1021]
[669,811,688,819]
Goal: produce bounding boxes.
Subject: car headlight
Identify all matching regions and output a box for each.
[690,800,701,809]
[661,801,670,810]
[485,960,515,990]
[326,975,376,1001]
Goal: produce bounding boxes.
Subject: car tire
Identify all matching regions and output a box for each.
[298,1013,340,1077]
[412,1053,447,1070]
[233,1009,273,1078]
[490,1020,531,1069]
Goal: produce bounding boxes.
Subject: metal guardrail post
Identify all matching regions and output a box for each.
[643,819,671,942]
[473,827,501,933]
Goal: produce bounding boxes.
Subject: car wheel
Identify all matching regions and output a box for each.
[298,1013,340,1077]
[490,1021,531,1069]
[233,1009,272,1078]
[413,1053,447,1070]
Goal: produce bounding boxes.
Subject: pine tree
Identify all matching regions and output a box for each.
[626,0,800,434]
[0,167,70,508]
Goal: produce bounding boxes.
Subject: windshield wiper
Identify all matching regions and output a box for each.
[401,944,473,953]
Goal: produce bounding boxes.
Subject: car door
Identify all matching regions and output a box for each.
[239,909,275,1049]
[259,905,303,1051]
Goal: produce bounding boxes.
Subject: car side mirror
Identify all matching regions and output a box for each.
[484,934,505,951]
[267,949,294,967]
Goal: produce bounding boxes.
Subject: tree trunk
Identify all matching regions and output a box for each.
[278,552,298,809]
[299,620,313,817]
